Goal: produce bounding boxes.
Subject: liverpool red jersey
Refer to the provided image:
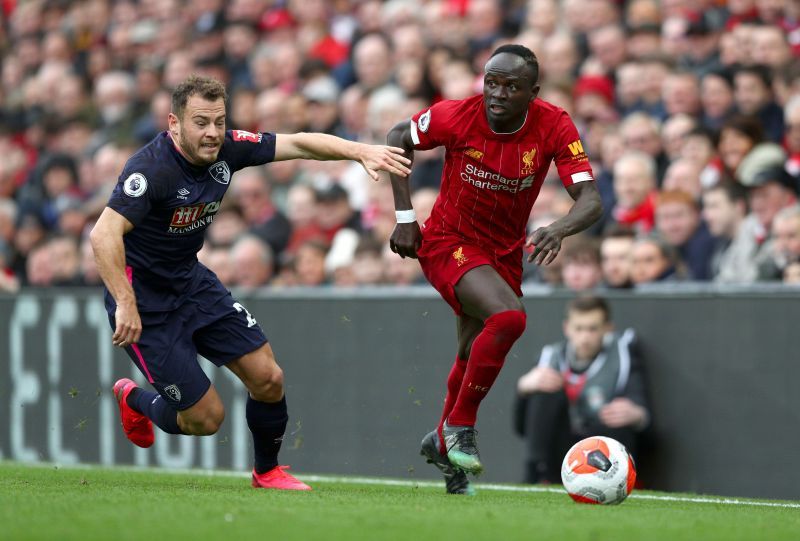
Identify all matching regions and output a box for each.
[410,95,594,256]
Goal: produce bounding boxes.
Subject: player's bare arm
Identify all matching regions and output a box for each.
[386,119,422,259]
[273,132,411,181]
[526,181,603,265]
[90,207,141,348]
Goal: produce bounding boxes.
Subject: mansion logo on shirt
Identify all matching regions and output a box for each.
[168,200,222,233]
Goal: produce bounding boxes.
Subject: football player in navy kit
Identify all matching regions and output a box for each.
[91,75,411,490]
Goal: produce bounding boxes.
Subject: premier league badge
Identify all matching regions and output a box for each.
[209,161,230,185]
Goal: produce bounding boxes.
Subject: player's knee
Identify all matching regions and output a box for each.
[249,365,284,402]
[487,309,527,342]
[198,406,225,435]
[180,404,225,435]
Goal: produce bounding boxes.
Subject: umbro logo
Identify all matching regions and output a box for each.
[177,187,190,200]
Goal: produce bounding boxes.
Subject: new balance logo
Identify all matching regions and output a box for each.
[519,175,535,191]
[464,148,484,160]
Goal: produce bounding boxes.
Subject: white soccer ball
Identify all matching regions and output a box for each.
[560,436,636,505]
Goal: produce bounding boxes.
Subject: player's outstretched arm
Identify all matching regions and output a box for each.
[526,181,603,265]
[90,207,141,347]
[386,119,422,259]
[273,132,411,181]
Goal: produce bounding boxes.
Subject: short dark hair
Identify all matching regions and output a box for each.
[720,114,765,145]
[566,295,611,322]
[602,223,636,240]
[171,75,228,120]
[733,63,773,89]
[561,236,601,265]
[705,180,748,206]
[489,44,539,83]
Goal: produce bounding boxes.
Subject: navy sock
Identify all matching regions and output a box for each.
[128,387,183,434]
[247,395,288,474]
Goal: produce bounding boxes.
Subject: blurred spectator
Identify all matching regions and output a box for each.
[702,181,758,283]
[573,75,617,124]
[206,205,247,249]
[351,235,385,286]
[662,158,703,200]
[353,33,394,92]
[662,71,702,117]
[784,95,800,177]
[560,236,603,291]
[751,23,792,70]
[92,70,138,147]
[47,234,81,286]
[600,226,636,289]
[661,114,697,162]
[293,238,329,286]
[315,183,361,243]
[742,163,798,242]
[0,237,20,292]
[760,205,800,280]
[783,260,800,283]
[611,151,658,234]
[654,190,715,280]
[26,241,55,287]
[0,198,18,245]
[230,234,275,290]
[514,295,650,484]
[700,69,735,130]
[12,212,45,279]
[302,76,341,134]
[733,64,785,142]
[79,235,102,287]
[382,243,424,285]
[587,24,628,77]
[230,167,291,256]
[1,1,798,290]
[619,112,668,180]
[717,114,765,183]
[631,235,685,285]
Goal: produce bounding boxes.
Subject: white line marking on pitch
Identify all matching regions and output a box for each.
[13,462,800,510]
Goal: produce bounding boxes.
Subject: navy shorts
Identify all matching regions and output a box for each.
[109,285,267,411]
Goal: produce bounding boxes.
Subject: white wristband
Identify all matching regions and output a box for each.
[395,209,417,223]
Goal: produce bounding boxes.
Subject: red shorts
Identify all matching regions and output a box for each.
[417,236,523,315]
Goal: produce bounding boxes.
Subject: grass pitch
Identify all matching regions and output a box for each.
[2,463,798,541]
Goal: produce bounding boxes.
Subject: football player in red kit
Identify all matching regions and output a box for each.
[387,45,602,494]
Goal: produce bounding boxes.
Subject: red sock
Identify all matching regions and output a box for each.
[447,310,527,427]
[436,355,468,453]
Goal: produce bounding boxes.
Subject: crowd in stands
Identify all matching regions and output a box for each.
[2,0,800,293]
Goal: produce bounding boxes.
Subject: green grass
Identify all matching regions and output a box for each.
[2,462,798,541]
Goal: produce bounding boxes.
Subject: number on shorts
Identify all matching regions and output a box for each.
[233,302,257,328]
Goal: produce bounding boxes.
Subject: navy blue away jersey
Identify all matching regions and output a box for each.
[105,129,276,312]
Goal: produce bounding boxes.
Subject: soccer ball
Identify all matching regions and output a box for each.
[560,436,636,505]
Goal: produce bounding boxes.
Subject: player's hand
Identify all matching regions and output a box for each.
[599,398,646,428]
[390,222,422,259]
[517,366,564,394]
[525,224,566,265]
[113,301,142,348]
[358,145,412,181]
